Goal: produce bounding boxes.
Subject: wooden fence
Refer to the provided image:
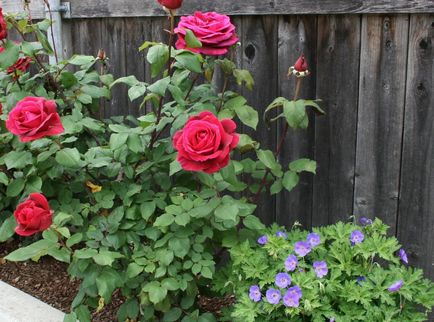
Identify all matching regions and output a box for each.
[2,0,434,282]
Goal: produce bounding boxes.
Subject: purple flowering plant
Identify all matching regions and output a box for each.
[214,218,434,321]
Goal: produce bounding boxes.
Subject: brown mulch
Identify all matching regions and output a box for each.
[0,239,234,321]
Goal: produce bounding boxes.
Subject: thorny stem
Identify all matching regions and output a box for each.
[217,75,229,113]
[150,10,176,149]
[253,77,303,202]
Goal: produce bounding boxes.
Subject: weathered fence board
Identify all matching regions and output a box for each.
[241,16,279,225]
[312,16,361,227]
[276,15,317,228]
[353,15,409,233]
[3,0,434,19]
[397,14,434,278]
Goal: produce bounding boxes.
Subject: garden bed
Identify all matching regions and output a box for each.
[0,241,233,321]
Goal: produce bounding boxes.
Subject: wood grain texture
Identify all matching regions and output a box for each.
[3,0,434,19]
[311,15,361,227]
[353,15,409,233]
[397,14,434,279]
[240,16,279,225]
[275,15,317,229]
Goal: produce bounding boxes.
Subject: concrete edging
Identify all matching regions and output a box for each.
[0,281,65,322]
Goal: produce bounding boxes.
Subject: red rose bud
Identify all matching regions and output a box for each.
[294,54,308,72]
[7,57,31,74]
[0,8,7,40]
[157,0,183,9]
[6,96,64,142]
[14,193,53,236]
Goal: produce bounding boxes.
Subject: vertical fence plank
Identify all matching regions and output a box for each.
[275,16,317,229]
[102,18,128,117]
[240,16,279,224]
[353,15,409,233]
[398,14,434,280]
[312,15,361,226]
[124,18,148,116]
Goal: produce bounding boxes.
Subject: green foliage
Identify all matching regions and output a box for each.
[214,219,434,321]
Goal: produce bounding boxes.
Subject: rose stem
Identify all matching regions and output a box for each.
[252,77,303,202]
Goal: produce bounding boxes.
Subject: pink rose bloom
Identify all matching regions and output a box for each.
[0,8,7,40]
[6,96,64,142]
[14,193,53,236]
[157,0,183,9]
[173,111,239,174]
[175,11,239,56]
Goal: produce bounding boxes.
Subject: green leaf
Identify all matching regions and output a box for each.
[175,52,202,73]
[127,262,144,278]
[215,204,238,222]
[169,160,183,176]
[74,248,98,259]
[81,85,110,99]
[60,72,78,89]
[4,151,33,170]
[289,158,317,174]
[282,171,299,192]
[69,55,95,66]
[283,100,308,129]
[47,247,71,263]
[0,172,8,185]
[154,213,175,227]
[233,104,258,130]
[163,308,183,322]
[6,178,25,197]
[43,229,58,243]
[64,313,78,322]
[184,29,202,48]
[66,233,83,248]
[25,176,42,193]
[148,77,170,96]
[175,212,190,226]
[257,150,277,170]
[56,148,82,168]
[147,44,169,77]
[53,212,73,226]
[93,250,124,266]
[110,75,139,88]
[233,69,255,90]
[0,41,20,70]
[243,215,265,230]
[5,240,56,262]
[0,216,16,242]
[143,281,167,304]
[169,237,190,258]
[109,133,129,150]
[96,268,122,302]
[128,84,147,101]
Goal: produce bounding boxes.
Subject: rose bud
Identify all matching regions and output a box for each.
[14,193,53,236]
[6,96,64,142]
[0,8,7,40]
[97,49,106,61]
[293,54,308,72]
[157,0,183,10]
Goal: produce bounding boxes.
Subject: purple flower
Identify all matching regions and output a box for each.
[306,232,321,247]
[276,231,288,239]
[399,249,408,264]
[350,230,364,245]
[359,217,373,226]
[275,272,291,288]
[330,318,336,322]
[284,254,298,272]
[265,288,281,304]
[286,285,302,299]
[388,280,404,292]
[257,235,268,245]
[249,285,262,302]
[356,276,366,286]
[294,241,311,257]
[313,261,328,278]
[283,292,300,308]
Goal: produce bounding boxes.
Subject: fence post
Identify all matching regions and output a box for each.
[45,0,64,63]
